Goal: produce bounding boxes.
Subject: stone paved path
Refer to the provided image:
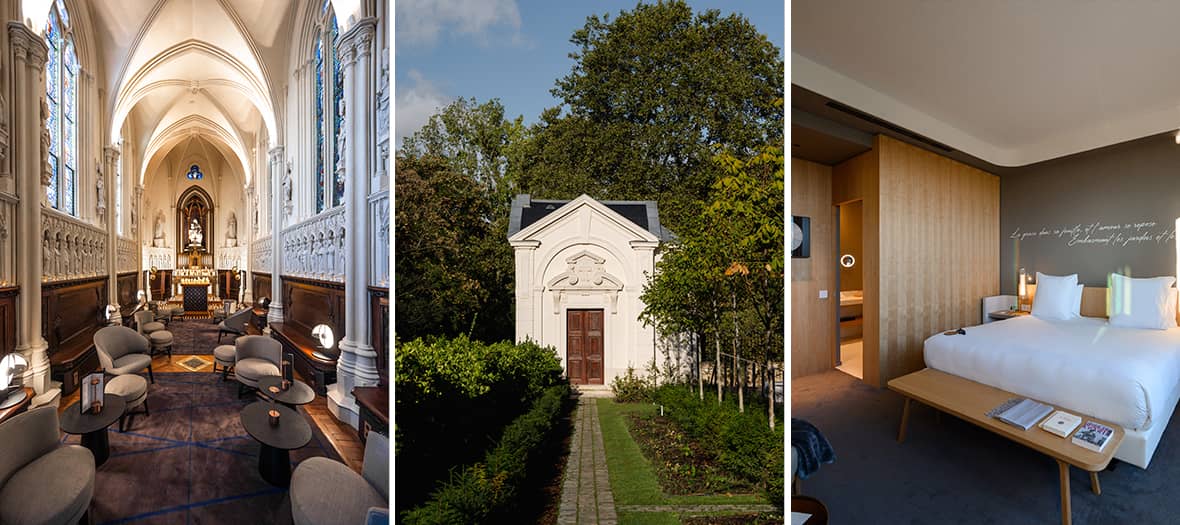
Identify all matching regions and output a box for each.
[558,397,617,525]
[616,504,780,513]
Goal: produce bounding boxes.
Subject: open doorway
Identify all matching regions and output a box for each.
[836,200,863,379]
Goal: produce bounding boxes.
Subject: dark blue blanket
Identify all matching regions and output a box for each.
[791,418,835,479]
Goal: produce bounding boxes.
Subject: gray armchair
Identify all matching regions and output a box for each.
[134,310,164,335]
[94,325,155,383]
[218,307,253,343]
[0,406,95,524]
[234,335,281,397]
[290,431,389,525]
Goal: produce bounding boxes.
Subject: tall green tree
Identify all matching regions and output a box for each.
[517,0,784,231]
[395,98,523,343]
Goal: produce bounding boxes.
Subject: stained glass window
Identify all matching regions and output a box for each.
[314,36,325,213]
[186,164,203,180]
[330,15,344,208]
[44,3,77,216]
[314,8,345,214]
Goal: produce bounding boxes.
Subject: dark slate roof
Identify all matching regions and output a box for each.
[508,194,673,241]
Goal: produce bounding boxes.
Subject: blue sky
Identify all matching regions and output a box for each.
[394,0,785,147]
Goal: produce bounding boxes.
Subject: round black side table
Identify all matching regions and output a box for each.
[60,394,126,467]
[240,401,311,487]
[258,376,316,408]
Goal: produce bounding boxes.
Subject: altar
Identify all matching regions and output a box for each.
[181,278,209,313]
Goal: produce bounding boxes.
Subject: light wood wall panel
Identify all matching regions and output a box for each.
[875,135,999,386]
[834,149,880,384]
[791,158,838,378]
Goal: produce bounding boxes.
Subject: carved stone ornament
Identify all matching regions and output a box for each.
[546,250,624,314]
[39,97,51,189]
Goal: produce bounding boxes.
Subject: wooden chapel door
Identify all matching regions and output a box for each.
[566,309,604,385]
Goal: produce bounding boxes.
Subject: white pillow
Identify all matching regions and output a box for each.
[1071,284,1084,318]
[1031,272,1079,321]
[1108,274,1177,330]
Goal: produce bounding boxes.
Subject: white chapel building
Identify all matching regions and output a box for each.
[508,194,672,385]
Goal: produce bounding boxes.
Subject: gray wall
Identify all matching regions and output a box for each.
[1000,133,1180,294]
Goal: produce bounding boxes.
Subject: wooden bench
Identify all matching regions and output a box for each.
[269,322,336,396]
[889,368,1124,525]
[49,325,101,395]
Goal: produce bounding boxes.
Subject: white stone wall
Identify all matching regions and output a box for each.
[511,197,661,385]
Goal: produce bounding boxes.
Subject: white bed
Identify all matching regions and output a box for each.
[924,315,1180,468]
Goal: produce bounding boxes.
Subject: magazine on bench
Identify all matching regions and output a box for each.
[990,397,1054,430]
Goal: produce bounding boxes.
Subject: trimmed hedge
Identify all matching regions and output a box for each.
[650,384,784,507]
[402,384,571,524]
[396,335,563,506]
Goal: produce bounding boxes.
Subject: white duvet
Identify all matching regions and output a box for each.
[924,316,1180,431]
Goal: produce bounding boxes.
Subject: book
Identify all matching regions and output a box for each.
[1072,421,1115,452]
[1040,410,1083,438]
[994,398,1054,430]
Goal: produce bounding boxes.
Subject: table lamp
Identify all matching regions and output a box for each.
[0,353,29,409]
[1018,268,1029,311]
[311,324,338,361]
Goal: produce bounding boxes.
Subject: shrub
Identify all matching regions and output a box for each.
[610,366,651,402]
[648,384,783,502]
[403,384,570,524]
[395,335,564,508]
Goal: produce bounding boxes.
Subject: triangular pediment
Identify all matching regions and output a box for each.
[508,194,660,244]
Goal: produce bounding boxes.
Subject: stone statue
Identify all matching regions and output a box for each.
[227,212,238,247]
[282,162,293,208]
[188,218,203,246]
[153,211,165,247]
[39,98,51,191]
[95,164,106,222]
[335,100,347,174]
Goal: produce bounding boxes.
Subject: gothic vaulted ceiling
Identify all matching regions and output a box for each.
[87,0,300,186]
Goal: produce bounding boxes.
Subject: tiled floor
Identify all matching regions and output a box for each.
[59,351,365,474]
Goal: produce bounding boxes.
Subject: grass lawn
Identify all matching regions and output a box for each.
[596,399,771,524]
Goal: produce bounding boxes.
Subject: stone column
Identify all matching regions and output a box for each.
[104,145,120,323]
[327,17,379,429]
[134,184,143,299]
[9,22,49,393]
[267,146,285,323]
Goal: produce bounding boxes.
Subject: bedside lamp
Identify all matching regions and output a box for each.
[1018,268,1029,311]
[0,353,29,409]
[311,324,338,361]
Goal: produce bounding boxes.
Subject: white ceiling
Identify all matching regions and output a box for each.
[792,0,1180,166]
[85,0,299,185]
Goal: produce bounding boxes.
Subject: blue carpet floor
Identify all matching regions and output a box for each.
[63,372,340,524]
[793,370,1180,525]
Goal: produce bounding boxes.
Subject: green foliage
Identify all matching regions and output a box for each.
[402,384,570,524]
[394,152,515,342]
[516,0,784,232]
[649,384,783,504]
[395,336,564,509]
[610,365,654,403]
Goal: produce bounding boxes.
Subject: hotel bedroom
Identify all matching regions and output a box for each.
[789,2,1180,524]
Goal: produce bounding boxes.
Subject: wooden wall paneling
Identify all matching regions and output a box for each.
[790,158,838,378]
[117,272,138,316]
[281,276,346,340]
[43,277,107,394]
[216,270,242,300]
[0,287,18,358]
[252,272,272,303]
[834,148,881,386]
[874,135,999,386]
[369,286,389,383]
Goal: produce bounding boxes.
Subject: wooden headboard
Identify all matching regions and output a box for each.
[1028,283,1180,321]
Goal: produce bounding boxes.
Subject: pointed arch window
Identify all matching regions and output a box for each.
[45,0,78,216]
[314,4,344,214]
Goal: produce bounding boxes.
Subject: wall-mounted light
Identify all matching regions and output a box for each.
[840,254,856,268]
[0,353,29,409]
[1018,267,1029,311]
[311,324,338,361]
[1174,131,1180,144]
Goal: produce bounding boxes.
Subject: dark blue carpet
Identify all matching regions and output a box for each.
[62,372,340,524]
[793,370,1177,524]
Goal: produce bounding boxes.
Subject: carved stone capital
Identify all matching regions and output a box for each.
[8,22,48,67]
[339,17,377,66]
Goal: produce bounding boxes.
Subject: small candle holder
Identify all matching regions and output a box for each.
[281,379,291,391]
[268,408,280,426]
[267,386,281,395]
[91,401,102,414]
